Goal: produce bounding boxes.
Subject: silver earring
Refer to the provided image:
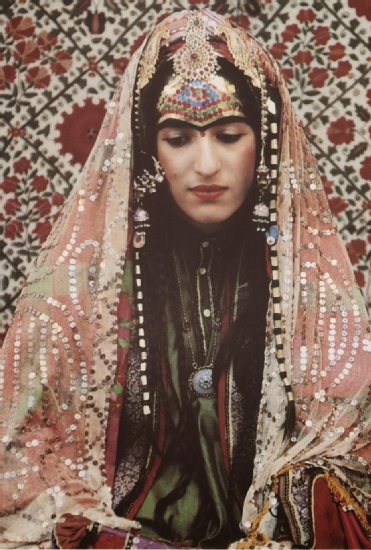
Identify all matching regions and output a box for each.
[133,157,165,248]
[134,156,165,201]
[253,164,270,231]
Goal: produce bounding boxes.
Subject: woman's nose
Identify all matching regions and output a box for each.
[193,135,221,177]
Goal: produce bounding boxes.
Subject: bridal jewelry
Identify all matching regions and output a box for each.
[133,156,165,249]
[133,156,165,201]
[173,251,220,399]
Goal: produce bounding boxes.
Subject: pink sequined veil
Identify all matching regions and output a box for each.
[1,9,371,549]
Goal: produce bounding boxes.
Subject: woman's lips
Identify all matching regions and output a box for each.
[190,185,227,200]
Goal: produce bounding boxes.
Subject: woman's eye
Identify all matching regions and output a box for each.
[164,134,190,147]
[217,133,242,144]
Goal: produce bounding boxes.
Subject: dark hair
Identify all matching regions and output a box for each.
[127,55,284,540]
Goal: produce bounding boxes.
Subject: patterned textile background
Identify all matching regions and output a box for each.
[1,0,371,342]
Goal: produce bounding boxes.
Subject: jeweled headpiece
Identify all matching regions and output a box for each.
[156,74,245,127]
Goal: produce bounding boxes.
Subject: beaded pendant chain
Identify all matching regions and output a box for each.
[173,250,219,399]
[133,249,151,416]
[265,98,294,407]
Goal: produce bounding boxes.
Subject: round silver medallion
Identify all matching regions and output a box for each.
[189,366,215,398]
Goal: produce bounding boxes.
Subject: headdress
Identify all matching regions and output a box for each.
[0,9,371,549]
[156,74,246,127]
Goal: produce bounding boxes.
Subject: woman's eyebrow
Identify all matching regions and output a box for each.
[158,117,247,132]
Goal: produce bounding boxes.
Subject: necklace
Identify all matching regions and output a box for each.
[172,248,221,398]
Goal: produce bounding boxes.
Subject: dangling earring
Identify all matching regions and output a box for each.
[253,73,271,232]
[134,157,165,202]
[253,164,270,231]
[133,156,165,249]
[132,156,165,418]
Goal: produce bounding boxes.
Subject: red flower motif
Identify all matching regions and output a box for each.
[25,66,51,89]
[37,30,57,50]
[312,25,331,46]
[33,220,52,243]
[56,98,106,165]
[367,89,371,106]
[355,270,365,287]
[334,60,352,78]
[348,0,371,20]
[0,65,16,89]
[360,156,371,180]
[327,116,355,145]
[269,42,287,60]
[321,175,334,195]
[13,40,40,65]
[5,220,23,240]
[281,24,300,43]
[329,42,346,61]
[8,123,27,139]
[297,8,317,23]
[85,11,105,34]
[14,156,31,174]
[86,56,100,75]
[50,51,73,75]
[5,197,22,216]
[113,56,129,76]
[328,196,348,216]
[308,67,329,88]
[52,192,65,206]
[346,238,367,265]
[6,16,35,41]
[34,198,51,217]
[2,175,20,193]
[293,50,314,65]
[281,68,294,81]
[31,175,49,192]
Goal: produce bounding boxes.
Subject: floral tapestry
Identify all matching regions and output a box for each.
[1,0,371,342]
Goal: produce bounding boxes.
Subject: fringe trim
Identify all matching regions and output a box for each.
[232,501,271,548]
[323,470,371,538]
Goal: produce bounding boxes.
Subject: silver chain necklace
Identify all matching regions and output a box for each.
[172,249,221,398]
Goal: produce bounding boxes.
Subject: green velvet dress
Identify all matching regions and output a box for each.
[136,230,243,548]
[113,205,267,548]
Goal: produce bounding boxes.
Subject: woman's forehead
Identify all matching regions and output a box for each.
[157,116,249,132]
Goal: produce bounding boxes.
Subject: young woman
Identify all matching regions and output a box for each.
[1,9,371,549]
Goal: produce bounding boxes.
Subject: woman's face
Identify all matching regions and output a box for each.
[157,118,257,233]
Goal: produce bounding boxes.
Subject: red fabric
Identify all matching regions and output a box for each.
[339,507,371,549]
[92,530,127,549]
[54,514,92,549]
[312,477,371,549]
[265,243,272,278]
[312,477,346,549]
